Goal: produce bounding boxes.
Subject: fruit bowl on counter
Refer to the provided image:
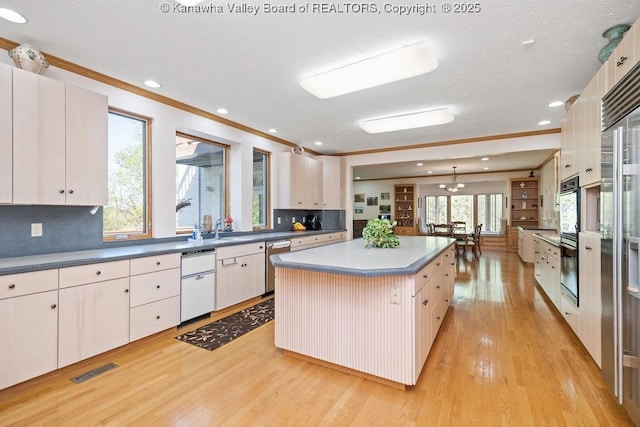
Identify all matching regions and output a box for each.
[292,221,306,231]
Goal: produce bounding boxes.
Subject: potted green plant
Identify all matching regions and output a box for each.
[362,218,400,248]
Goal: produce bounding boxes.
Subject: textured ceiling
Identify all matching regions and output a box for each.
[1,0,639,160]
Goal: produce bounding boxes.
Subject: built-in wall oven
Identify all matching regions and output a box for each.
[559,176,580,306]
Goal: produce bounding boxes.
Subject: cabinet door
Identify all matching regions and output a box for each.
[58,278,130,367]
[215,258,243,310]
[606,22,638,88]
[413,284,430,380]
[306,156,323,209]
[65,84,108,206]
[0,65,11,203]
[561,105,577,180]
[0,290,58,389]
[13,68,66,205]
[580,69,603,186]
[579,232,602,366]
[290,153,307,208]
[321,156,343,209]
[243,252,266,301]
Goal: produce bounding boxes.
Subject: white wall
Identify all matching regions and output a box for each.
[352,181,395,220]
[0,53,294,237]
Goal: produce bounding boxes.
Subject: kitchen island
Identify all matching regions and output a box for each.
[271,236,456,388]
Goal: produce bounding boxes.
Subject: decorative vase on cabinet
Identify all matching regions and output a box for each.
[8,44,49,74]
[598,24,631,63]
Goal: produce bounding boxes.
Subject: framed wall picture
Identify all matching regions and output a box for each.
[355,206,364,214]
[366,196,378,206]
[380,192,390,200]
[354,193,365,203]
[379,205,391,214]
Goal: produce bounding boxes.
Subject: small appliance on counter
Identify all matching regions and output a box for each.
[304,215,322,230]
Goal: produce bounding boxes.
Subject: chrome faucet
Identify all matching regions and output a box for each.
[214,218,223,239]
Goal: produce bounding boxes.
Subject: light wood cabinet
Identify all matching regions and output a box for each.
[0,65,11,204]
[534,236,561,309]
[580,67,605,187]
[561,293,580,335]
[12,67,66,205]
[58,277,130,368]
[10,66,108,206]
[579,232,602,366]
[518,228,554,263]
[606,19,639,89]
[276,152,323,209]
[290,231,346,251]
[509,178,539,228]
[394,184,416,235]
[216,243,266,310]
[321,156,344,209]
[129,254,181,341]
[561,104,578,180]
[0,270,58,390]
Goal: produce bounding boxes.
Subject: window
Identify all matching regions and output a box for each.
[175,133,228,233]
[450,195,474,233]
[424,195,448,224]
[253,149,269,229]
[104,110,151,239]
[477,193,504,233]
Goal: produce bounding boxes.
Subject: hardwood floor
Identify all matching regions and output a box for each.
[0,251,633,426]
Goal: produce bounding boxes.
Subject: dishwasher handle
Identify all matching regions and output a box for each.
[268,240,291,249]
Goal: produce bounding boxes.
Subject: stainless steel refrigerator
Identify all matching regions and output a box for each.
[601,63,640,423]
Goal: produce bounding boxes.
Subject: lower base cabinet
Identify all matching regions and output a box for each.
[216,243,265,310]
[130,296,180,342]
[0,289,58,390]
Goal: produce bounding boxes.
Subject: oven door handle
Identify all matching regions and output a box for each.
[629,237,640,299]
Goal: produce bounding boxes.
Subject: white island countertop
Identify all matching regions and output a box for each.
[271,236,455,277]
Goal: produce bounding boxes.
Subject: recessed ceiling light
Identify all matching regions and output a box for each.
[522,39,535,48]
[427,171,433,174]
[538,120,551,126]
[314,141,323,146]
[0,8,27,23]
[355,176,361,180]
[481,157,489,161]
[300,41,438,99]
[483,167,490,170]
[268,128,278,133]
[417,162,423,166]
[360,107,454,134]
[143,80,161,88]
[216,108,229,115]
[548,101,564,108]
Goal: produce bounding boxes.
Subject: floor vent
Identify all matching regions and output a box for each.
[71,362,119,384]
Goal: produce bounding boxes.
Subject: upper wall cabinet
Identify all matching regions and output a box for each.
[606,20,639,90]
[0,66,11,204]
[275,152,323,209]
[580,66,606,187]
[9,65,108,206]
[321,156,344,210]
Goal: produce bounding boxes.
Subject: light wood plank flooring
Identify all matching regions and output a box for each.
[0,251,633,426]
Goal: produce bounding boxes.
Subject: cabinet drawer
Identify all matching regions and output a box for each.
[59,259,129,288]
[129,268,180,307]
[325,232,346,242]
[441,245,456,267]
[290,235,319,248]
[429,300,446,344]
[130,296,180,341]
[561,294,580,335]
[130,253,180,276]
[0,269,58,299]
[217,242,265,260]
[414,262,433,296]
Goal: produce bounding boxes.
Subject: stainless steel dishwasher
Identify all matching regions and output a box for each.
[265,240,291,295]
[180,248,216,324]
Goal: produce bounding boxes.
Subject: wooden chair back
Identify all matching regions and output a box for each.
[433,223,452,236]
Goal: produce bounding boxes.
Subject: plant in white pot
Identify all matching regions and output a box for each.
[362,218,400,248]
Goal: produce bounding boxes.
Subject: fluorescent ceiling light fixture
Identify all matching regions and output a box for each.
[144,80,161,88]
[175,0,204,5]
[268,128,278,133]
[216,108,229,115]
[314,141,323,146]
[0,8,26,23]
[360,107,453,134]
[300,41,437,99]
[538,120,551,125]
[481,157,489,161]
[548,101,564,108]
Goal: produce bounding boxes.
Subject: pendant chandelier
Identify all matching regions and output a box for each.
[439,166,465,193]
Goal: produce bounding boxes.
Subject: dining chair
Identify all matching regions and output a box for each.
[432,223,452,236]
[451,221,466,234]
[464,224,483,258]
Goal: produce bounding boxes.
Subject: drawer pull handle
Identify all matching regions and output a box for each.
[59,189,65,194]
[450,262,455,266]
[96,270,101,275]
[68,189,74,194]
[156,285,160,289]
[422,299,428,305]
[585,246,592,251]
[436,285,440,289]
[8,283,15,289]
[445,274,449,277]
[565,312,571,316]
[195,274,205,280]
[156,315,160,320]
[617,56,628,67]
[51,304,57,309]
[124,289,129,293]
[436,316,441,320]
[585,168,593,173]
[156,261,161,266]
[423,274,428,279]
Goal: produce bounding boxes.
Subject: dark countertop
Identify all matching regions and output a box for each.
[271,236,455,277]
[0,229,345,276]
